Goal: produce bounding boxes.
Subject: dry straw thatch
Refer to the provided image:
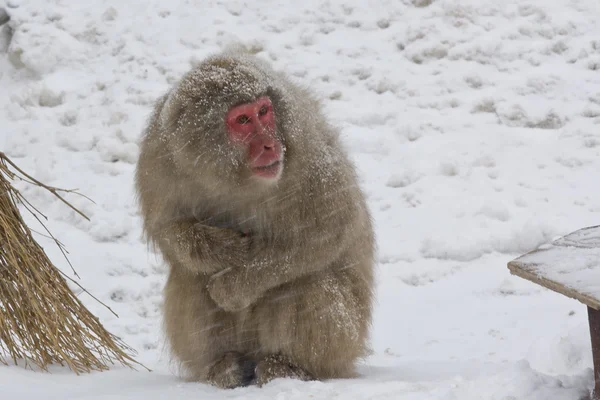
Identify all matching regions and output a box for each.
[0,152,145,374]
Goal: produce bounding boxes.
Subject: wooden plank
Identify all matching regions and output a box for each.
[589,307,600,400]
[507,225,600,311]
[508,263,600,310]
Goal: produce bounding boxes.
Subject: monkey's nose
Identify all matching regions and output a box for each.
[257,130,276,151]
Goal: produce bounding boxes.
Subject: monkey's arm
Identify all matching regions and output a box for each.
[156,220,250,275]
[208,204,366,311]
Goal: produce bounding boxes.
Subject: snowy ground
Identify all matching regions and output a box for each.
[1,0,600,398]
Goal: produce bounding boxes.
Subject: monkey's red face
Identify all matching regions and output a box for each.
[225,96,284,181]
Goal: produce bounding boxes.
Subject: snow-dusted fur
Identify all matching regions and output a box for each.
[135,52,375,386]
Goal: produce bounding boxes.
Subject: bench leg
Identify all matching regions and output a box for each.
[590,307,600,400]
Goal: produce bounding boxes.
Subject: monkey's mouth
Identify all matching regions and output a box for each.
[252,160,282,179]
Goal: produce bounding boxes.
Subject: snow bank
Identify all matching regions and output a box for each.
[1,0,599,398]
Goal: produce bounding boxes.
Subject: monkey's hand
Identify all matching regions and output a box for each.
[158,221,250,275]
[207,268,256,312]
[193,223,251,267]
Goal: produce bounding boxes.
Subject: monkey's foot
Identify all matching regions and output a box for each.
[255,354,313,387]
[207,352,256,389]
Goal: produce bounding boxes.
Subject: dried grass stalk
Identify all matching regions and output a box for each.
[0,152,146,374]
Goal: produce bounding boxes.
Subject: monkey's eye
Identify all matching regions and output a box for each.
[258,105,269,116]
[236,115,250,124]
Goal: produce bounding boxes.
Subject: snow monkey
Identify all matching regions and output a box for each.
[135,51,375,388]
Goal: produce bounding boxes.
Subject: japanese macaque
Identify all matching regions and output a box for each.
[135,51,375,388]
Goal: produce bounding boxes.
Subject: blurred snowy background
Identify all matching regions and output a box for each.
[1,0,599,398]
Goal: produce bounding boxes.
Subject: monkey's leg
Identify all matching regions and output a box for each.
[254,353,312,386]
[254,354,312,386]
[207,351,256,389]
[163,270,258,388]
[254,268,372,385]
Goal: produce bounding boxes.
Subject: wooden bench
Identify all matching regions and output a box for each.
[508,225,600,400]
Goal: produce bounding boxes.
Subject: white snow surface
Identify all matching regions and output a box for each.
[1,0,600,398]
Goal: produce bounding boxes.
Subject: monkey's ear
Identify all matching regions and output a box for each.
[159,86,184,130]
